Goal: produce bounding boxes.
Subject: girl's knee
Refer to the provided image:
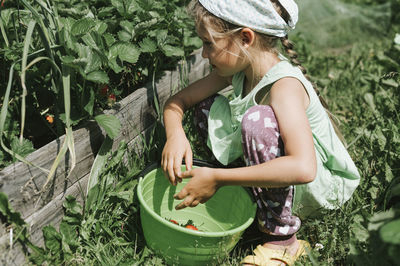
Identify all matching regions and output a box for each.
[241,105,284,164]
[241,105,279,135]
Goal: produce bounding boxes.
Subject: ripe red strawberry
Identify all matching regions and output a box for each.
[46,115,54,124]
[107,93,116,106]
[185,224,198,231]
[100,84,109,96]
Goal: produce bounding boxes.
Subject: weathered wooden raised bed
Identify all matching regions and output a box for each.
[0,49,210,265]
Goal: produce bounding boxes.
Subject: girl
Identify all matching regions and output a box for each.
[161,0,360,265]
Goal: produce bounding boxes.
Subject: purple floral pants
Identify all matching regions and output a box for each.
[194,96,301,237]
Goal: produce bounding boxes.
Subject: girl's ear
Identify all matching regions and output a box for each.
[240,28,255,48]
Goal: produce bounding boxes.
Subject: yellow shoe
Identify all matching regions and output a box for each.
[241,240,311,266]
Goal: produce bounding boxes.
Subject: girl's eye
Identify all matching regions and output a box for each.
[203,41,212,47]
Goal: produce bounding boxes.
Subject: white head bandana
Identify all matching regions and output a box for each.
[198,0,298,37]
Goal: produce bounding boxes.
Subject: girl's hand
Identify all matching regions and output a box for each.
[161,133,193,186]
[173,167,219,210]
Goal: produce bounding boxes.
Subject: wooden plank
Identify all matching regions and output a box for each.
[0,242,26,266]
[0,174,88,265]
[24,174,88,247]
[0,122,104,220]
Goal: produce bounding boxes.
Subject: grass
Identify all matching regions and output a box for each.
[290,33,400,265]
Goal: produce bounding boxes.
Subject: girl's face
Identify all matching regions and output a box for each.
[197,26,248,77]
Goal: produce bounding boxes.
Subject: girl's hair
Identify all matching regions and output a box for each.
[189,0,345,143]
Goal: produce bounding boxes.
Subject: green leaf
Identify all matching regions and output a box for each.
[108,57,125,73]
[0,192,10,216]
[1,8,14,26]
[110,42,140,64]
[368,185,379,200]
[86,70,109,84]
[135,18,158,33]
[376,50,400,69]
[59,110,85,127]
[87,136,113,195]
[154,29,168,46]
[94,22,108,35]
[0,192,26,227]
[184,35,202,48]
[350,214,370,242]
[368,209,396,231]
[59,221,79,251]
[109,191,133,202]
[74,43,91,65]
[97,7,114,18]
[43,226,62,253]
[385,163,394,183]
[94,114,121,139]
[107,140,127,168]
[139,37,157,53]
[111,0,138,16]
[86,50,103,74]
[364,93,376,112]
[63,195,82,225]
[382,78,399,88]
[120,20,134,33]
[162,44,184,57]
[83,87,95,116]
[10,137,35,162]
[118,30,132,42]
[374,129,387,149]
[63,195,82,217]
[71,18,96,36]
[61,55,77,65]
[82,33,100,51]
[103,33,116,47]
[85,184,100,213]
[379,219,400,244]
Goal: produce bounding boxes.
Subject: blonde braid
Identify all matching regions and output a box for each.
[280,36,346,144]
[280,37,326,101]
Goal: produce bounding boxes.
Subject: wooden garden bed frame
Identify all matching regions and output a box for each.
[0,49,210,265]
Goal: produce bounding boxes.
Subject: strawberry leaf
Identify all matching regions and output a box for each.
[94,114,121,139]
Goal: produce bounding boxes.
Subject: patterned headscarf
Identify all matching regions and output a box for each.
[198,0,298,37]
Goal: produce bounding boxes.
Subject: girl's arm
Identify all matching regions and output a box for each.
[162,69,230,185]
[174,77,317,209]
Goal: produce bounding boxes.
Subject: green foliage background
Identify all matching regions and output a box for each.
[0,0,201,168]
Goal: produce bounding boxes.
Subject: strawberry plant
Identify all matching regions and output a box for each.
[0,0,201,170]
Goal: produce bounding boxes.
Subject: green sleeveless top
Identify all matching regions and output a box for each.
[207,59,360,217]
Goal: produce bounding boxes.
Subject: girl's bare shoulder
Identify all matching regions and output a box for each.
[269,77,309,109]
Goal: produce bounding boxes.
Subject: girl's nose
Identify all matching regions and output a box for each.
[201,47,208,59]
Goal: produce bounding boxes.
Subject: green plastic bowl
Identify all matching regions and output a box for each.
[137,164,257,265]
